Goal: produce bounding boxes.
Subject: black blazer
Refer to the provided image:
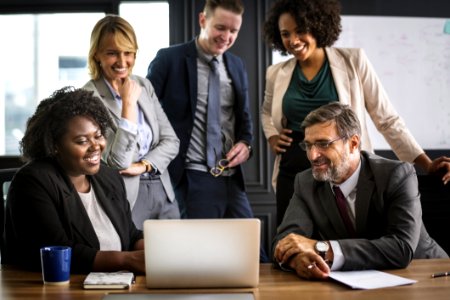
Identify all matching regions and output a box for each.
[273,151,448,270]
[3,159,142,273]
[147,39,253,188]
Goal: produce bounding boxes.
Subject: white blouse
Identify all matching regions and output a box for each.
[78,187,122,251]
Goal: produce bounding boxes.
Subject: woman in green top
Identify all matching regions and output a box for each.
[261,0,450,226]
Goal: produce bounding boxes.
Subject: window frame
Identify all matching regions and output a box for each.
[0,0,174,159]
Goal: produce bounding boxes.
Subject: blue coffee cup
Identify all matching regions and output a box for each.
[40,246,72,285]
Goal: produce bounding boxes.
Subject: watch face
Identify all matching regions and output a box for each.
[315,241,329,252]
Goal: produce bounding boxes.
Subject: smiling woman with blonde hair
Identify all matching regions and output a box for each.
[83,15,180,229]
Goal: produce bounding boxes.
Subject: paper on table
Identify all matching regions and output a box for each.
[329,270,417,289]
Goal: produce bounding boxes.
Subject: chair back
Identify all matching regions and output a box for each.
[418,174,450,255]
[0,168,18,261]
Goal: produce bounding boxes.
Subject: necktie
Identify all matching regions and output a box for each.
[206,58,221,169]
[332,185,356,237]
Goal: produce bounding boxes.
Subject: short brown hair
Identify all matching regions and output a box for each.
[203,0,244,18]
[301,102,361,140]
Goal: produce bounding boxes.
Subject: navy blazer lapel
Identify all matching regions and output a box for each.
[186,41,199,120]
[224,53,241,94]
[223,53,248,114]
[354,155,375,234]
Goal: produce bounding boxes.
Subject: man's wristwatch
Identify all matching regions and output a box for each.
[314,241,330,260]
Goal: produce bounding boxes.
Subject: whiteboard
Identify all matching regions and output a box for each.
[335,16,450,149]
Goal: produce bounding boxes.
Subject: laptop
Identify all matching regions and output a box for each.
[102,293,255,300]
[143,219,260,289]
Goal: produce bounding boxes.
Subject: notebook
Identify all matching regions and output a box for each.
[143,219,261,289]
[84,271,134,289]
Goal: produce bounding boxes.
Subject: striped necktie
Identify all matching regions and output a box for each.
[206,57,221,169]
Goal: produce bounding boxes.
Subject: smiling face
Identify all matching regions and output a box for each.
[55,115,106,180]
[95,32,135,86]
[198,7,242,56]
[278,12,318,62]
[304,120,359,184]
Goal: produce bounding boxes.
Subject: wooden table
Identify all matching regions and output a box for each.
[1,260,450,299]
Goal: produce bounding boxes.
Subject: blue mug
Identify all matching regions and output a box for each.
[40,246,72,285]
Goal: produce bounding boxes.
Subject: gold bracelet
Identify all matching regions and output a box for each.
[140,159,151,173]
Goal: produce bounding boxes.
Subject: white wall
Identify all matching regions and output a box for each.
[335,16,450,149]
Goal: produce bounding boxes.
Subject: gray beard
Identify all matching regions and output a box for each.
[312,151,350,183]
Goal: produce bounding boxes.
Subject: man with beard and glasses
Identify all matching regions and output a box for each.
[272,102,448,280]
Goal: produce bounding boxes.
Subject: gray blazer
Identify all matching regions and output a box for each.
[273,151,448,271]
[83,75,179,208]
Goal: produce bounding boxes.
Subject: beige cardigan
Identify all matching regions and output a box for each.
[260,47,423,190]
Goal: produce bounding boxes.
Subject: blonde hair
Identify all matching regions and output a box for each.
[88,15,138,80]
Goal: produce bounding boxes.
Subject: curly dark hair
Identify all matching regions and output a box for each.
[263,0,342,55]
[20,86,113,162]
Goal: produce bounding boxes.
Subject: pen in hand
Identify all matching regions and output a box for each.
[431,271,450,278]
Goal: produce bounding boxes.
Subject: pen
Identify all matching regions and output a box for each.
[431,271,450,278]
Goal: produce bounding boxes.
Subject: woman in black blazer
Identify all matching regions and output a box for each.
[3,87,145,274]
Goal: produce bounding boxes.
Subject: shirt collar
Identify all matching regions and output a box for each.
[330,158,362,198]
[102,77,121,100]
[195,37,223,65]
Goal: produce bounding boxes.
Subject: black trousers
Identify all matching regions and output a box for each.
[276,131,310,226]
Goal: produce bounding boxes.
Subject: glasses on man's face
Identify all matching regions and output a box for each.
[210,159,230,177]
[299,136,345,152]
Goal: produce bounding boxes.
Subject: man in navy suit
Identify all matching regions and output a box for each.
[273,102,447,280]
[146,0,254,221]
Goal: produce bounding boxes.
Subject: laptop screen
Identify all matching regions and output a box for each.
[102,293,255,300]
[143,219,260,288]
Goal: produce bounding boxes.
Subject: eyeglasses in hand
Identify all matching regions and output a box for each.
[298,136,345,151]
[210,159,230,177]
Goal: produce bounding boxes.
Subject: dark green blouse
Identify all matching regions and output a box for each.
[282,59,339,131]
